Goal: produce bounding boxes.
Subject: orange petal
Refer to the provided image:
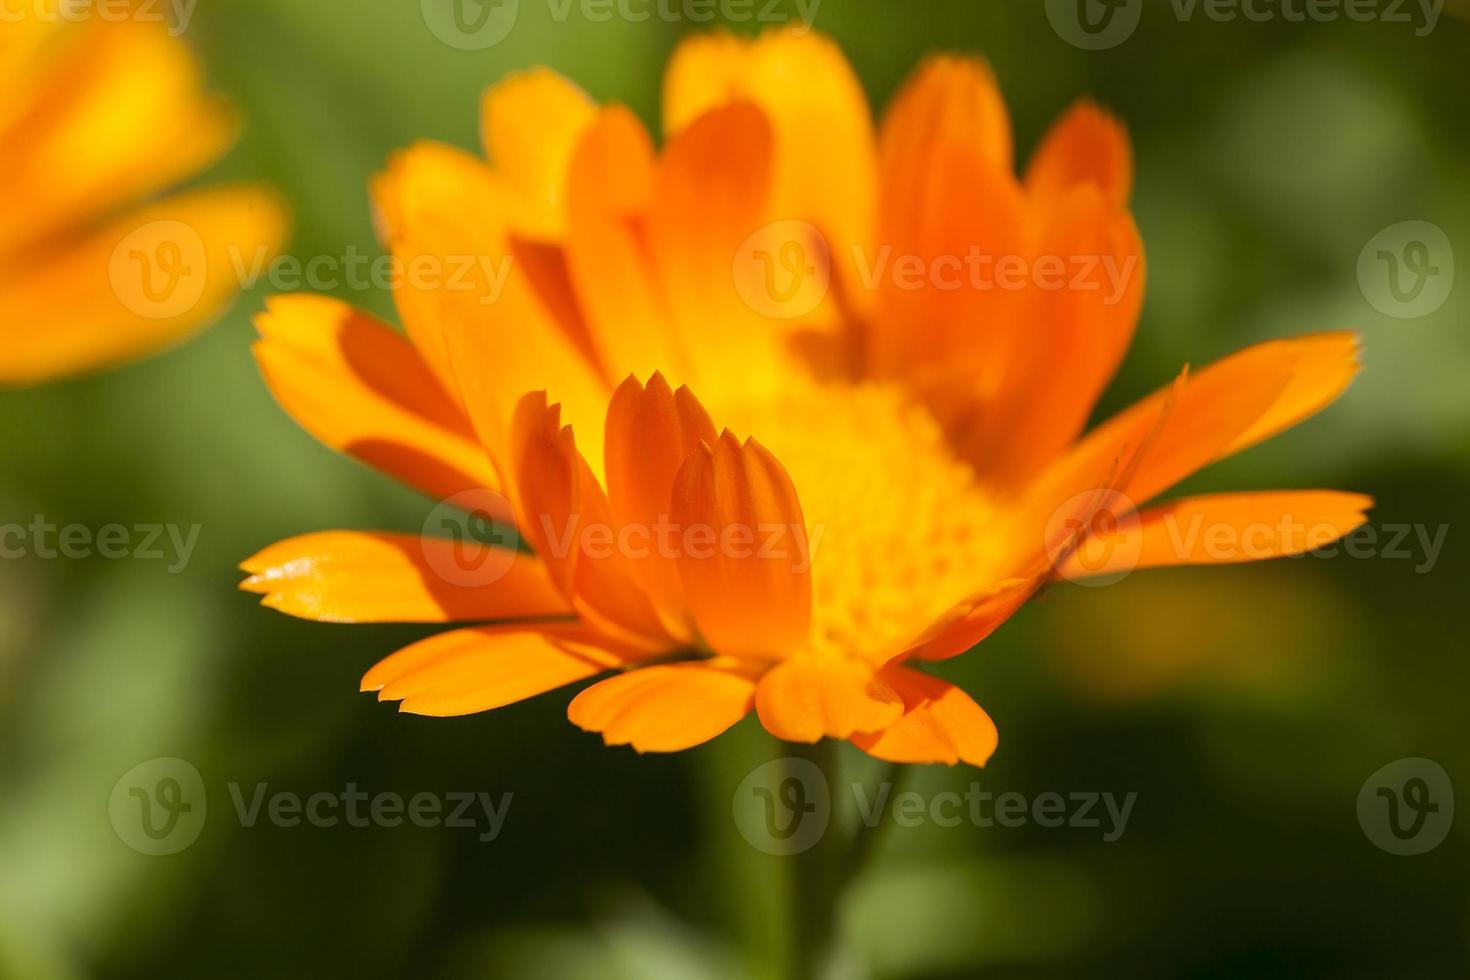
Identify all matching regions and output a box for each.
[511,392,671,647]
[901,576,1040,663]
[0,15,237,263]
[372,142,609,469]
[671,432,812,660]
[1058,491,1374,579]
[480,67,596,239]
[564,106,689,384]
[962,187,1145,488]
[0,185,288,386]
[754,656,903,742]
[252,295,501,507]
[362,626,625,717]
[663,27,876,312]
[240,531,570,623]
[1024,100,1132,208]
[603,373,718,640]
[1026,333,1363,518]
[868,55,1025,379]
[568,658,758,752]
[850,668,998,767]
[648,103,787,404]
[878,54,1012,176]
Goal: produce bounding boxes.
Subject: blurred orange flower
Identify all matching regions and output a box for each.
[243,29,1368,766]
[0,2,287,386]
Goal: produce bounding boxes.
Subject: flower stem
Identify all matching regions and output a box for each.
[788,739,839,980]
[786,744,906,979]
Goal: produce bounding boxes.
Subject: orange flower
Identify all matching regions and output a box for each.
[242,29,1369,766]
[0,3,287,386]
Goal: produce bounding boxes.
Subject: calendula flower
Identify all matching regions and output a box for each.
[242,29,1369,766]
[0,1,287,386]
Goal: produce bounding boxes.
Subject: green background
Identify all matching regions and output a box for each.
[2,0,1468,976]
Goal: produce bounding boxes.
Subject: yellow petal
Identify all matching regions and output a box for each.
[0,16,237,263]
[663,27,876,309]
[564,106,690,384]
[480,67,596,239]
[0,185,288,386]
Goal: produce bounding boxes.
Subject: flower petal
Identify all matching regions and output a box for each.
[603,373,718,640]
[663,27,876,304]
[564,106,691,384]
[480,67,596,239]
[671,432,812,660]
[868,55,1025,380]
[754,656,903,742]
[0,15,237,263]
[0,185,288,386]
[511,392,671,647]
[850,668,998,767]
[1024,333,1363,520]
[1057,491,1375,579]
[240,531,569,623]
[252,295,501,507]
[568,659,758,752]
[362,626,625,717]
[373,141,609,470]
[1024,100,1132,208]
[649,102,788,404]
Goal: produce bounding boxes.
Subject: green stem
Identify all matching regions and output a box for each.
[788,740,839,980]
[785,745,907,979]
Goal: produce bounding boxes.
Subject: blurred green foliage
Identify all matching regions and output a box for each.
[2,0,1468,976]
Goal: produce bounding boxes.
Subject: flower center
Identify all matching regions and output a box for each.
[714,379,1007,664]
